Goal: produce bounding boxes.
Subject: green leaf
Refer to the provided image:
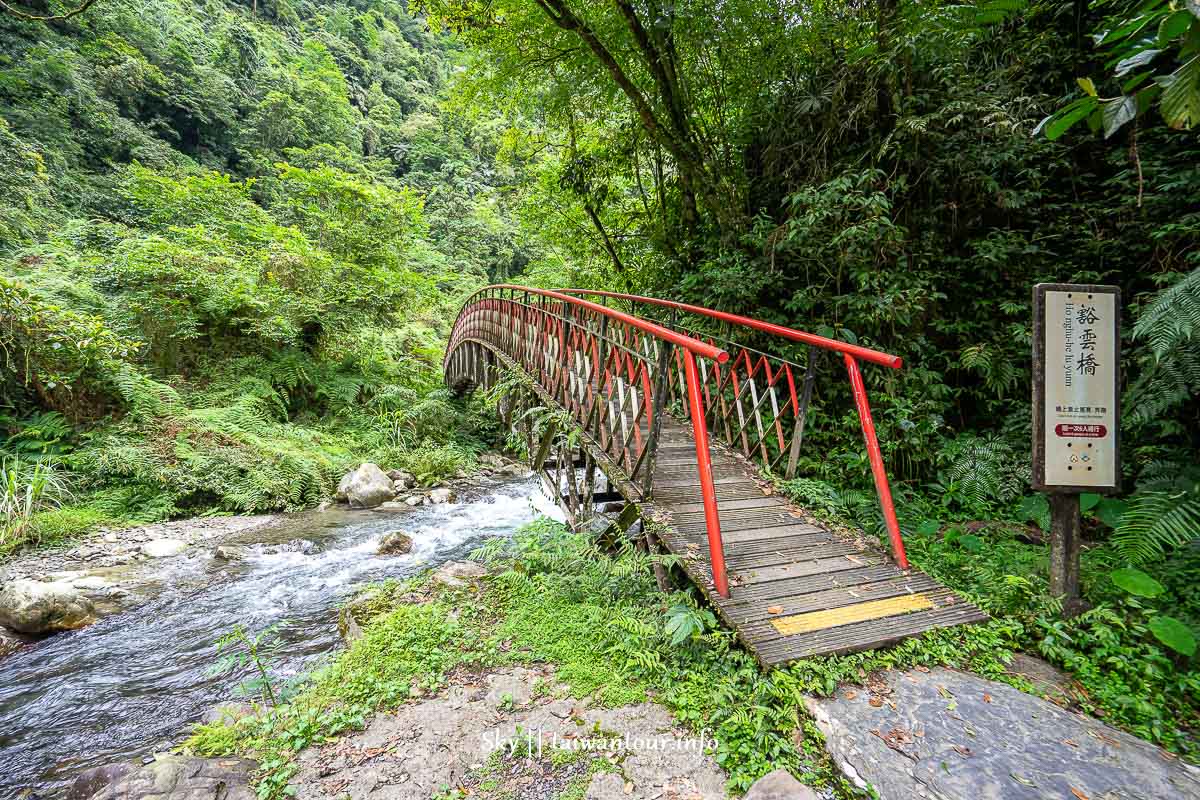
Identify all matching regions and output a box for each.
[916,519,941,536]
[1159,10,1196,44]
[1149,615,1197,656]
[1080,492,1102,512]
[1043,97,1099,140]
[1159,55,1200,129]
[1094,497,1128,528]
[1115,49,1161,77]
[1077,77,1098,96]
[1110,567,1165,597]
[958,534,984,552]
[1018,494,1050,531]
[1103,95,1138,137]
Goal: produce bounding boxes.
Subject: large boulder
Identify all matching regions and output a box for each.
[338,463,396,509]
[88,755,257,800]
[743,769,819,800]
[377,531,413,556]
[0,579,97,635]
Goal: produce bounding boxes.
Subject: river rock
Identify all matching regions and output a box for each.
[404,495,423,507]
[429,487,457,504]
[743,769,819,800]
[377,531,413,556]
[88,754,258,800]
[0,625,29,658]
[387,469,416,491]
[0,579,97,635]
[334,471,353,502]
[213,545,250,562]
[141,539,188,558]
[339,463,396,509]
[431,560,487,588]
[200,702,255,725]
[66,762,134,800]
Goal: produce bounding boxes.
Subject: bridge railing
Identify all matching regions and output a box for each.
[444,285,735,596]
[556,289,909,570]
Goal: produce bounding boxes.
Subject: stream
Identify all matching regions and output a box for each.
[0,476,559,799]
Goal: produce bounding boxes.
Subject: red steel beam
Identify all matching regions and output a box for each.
[844,353,908,568]
[555,288,901,369]
[684,351,729,597]
[489,285,729,364]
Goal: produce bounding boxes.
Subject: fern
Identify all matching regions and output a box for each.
[1128,267,1200,424]
[1133,267,1200,360]
[1113,487,1200,564]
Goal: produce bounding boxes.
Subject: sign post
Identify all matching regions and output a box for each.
[1032,283,1121,615]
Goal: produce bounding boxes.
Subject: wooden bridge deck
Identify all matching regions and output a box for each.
[642,420,987,666]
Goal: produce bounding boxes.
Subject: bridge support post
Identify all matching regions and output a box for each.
[684,352,729,598]
[843,353,909,570]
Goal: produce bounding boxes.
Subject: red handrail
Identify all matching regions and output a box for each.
[554,289,901,369]
[556,288,909,570]
[485,285,729,364]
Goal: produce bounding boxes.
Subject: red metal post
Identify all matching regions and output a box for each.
[843,353,909,569]
[684,352,730,597]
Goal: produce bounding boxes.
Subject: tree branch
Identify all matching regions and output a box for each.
[0,0,99,21]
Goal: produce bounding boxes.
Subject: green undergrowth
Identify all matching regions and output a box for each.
[185,519,1027,799]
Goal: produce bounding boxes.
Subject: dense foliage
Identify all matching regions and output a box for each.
[0,0,529,550]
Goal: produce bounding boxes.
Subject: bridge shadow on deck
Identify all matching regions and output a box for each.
[644,418,987,667]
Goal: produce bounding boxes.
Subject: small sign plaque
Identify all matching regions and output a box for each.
[1033,283,1121,493]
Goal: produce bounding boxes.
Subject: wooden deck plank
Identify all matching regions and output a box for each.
[642,416,986,666]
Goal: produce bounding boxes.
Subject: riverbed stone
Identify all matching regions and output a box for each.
[377,530,414,556]
[66,762,134,800]
[431,560,487,588]
[88,754,258,800]
[0,578,96,635]
[429,487,457,504]
[0,624,29,657]
[339,463,396,508]
[213,545,250,561]
[806,666,1200,800]
[387,469,416,490]
[743,769,819,800]
[141,539,188,558]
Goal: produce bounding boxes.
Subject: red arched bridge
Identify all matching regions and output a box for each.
[445,286,985,665]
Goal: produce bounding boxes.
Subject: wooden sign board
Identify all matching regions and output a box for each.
[1032,283,1121,494]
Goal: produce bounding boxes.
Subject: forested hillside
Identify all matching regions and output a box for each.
[0,0,537,547]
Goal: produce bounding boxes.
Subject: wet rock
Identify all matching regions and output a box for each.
[0,625,30,658]
[88,754,257,800]
[71,575,110,591]
[66,762,134,800]
[0,579,97,635]
[404,495,423,507]
[377,531,414,556]
[316,500,332,512]
[387,469,416,491]
[334,471,353,502]
[431,560,487,588]
[743,769,819,800]
[258,539,314,555]
[200,702,255,726]
[141,539,188,558]
[213,545,250,562]
[339,463,396,509]
[428,487,457,504]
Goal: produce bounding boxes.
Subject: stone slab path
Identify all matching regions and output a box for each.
[806,667,1200,800]
[290,666,729,800]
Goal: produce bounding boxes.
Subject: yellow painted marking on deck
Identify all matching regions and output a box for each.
[770,594,935,636]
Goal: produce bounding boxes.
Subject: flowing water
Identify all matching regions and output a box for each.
[0,477,559,799]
